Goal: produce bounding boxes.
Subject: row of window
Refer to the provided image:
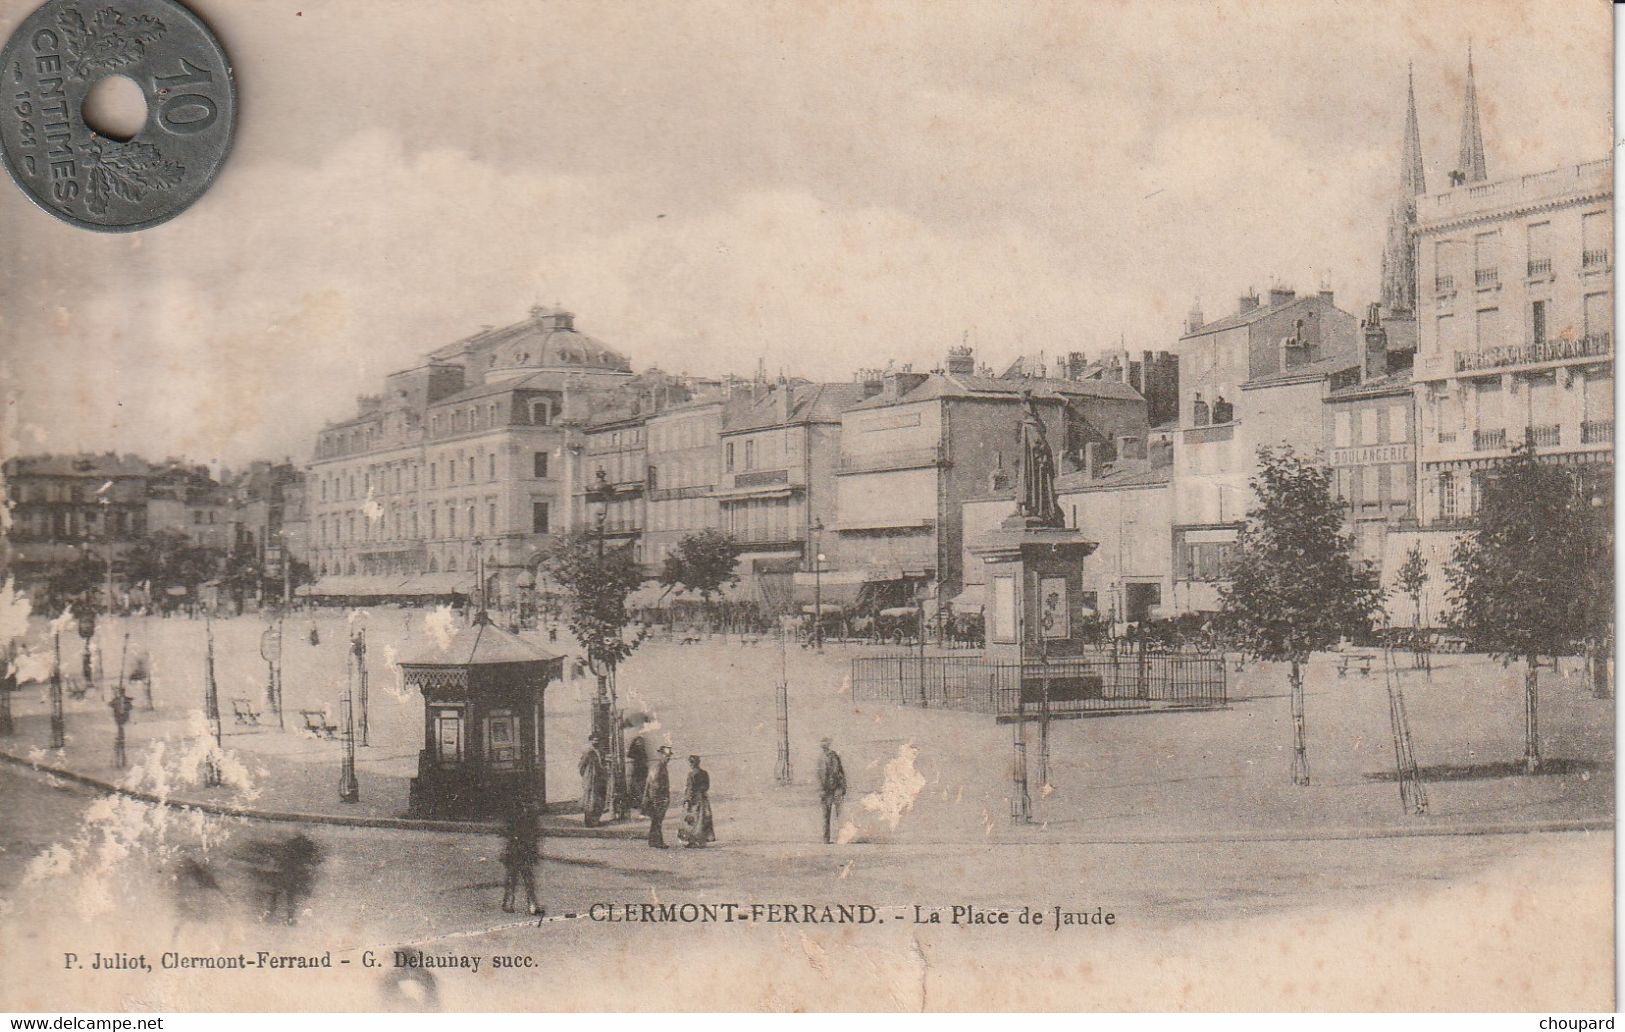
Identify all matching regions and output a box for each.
[724,432,803,473]
[1331,405,1410,448]
[11,509,144,539]
[1434,292,1611,352]
[317,500,551,544]
[318,451,551,503]
[317,399,556,458]
[1332,463,1412,510]
[1436,213,1610,288]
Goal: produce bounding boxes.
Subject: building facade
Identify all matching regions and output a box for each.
[836,353,1147,608]
[643,396,725,571]
[307,305,633,604]
[1,453,150,600]
[1412,158,1613,526]
[1169,288,1361,612]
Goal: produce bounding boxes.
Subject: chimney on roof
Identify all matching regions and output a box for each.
[1267,286,1296,308]
[945,345,975,376]
[1185,298,1205,335]
[1238,291,1260,315]
[1083,441,1099,480]
[1318,288,1334,305]
[775,385,790,425]
[1063,351,1090,381]
[1361,302,1389,381]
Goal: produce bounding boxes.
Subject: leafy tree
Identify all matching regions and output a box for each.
[1394,543,1430,657]
[1446,438,1605,771]
[659,529,741,627]
[124,530,220,599]
[1219,447,1383,785]
[41,554,104,613]
[542,530,646,677]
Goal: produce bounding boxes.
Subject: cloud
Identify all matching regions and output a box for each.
[0,0,1609,466]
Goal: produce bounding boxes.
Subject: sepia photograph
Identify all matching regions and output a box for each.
[0,0,1615,1014]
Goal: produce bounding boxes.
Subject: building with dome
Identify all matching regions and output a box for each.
[304,305,638,610]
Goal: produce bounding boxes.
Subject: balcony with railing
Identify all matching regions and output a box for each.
[1526,257,1552,278]
[838,444,947,474]
[1582,420,1614,445]
[1434,274,1455,294]
[1473,429,1507,452]
[1583,248,1610,270]
[1437,430,1457,443]
[1455,332,1613,373]
[1475,267,1500,289]
[1417,159,1612,222]
[1529,424,1561,448]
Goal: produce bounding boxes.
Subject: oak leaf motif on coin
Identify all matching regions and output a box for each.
[80,138,184,214]
[57,6,167,80]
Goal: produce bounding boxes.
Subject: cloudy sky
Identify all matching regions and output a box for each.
[0,0,1612,467]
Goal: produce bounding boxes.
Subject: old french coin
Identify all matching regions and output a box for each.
[0,0,234,231]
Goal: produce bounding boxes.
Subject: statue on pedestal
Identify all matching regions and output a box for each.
[1014,391,1064,529]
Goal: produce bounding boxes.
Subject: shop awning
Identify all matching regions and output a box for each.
[789,567,904,606]
[305,575,414,597]
[395,573,474,597]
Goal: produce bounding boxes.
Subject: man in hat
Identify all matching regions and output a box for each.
[816,737,847,844]
[578,737,608,828]
[643,745,673,848]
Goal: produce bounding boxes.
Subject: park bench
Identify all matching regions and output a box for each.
[230,697,262,726]
[299,709,339,739]
[1337,653,1375,678]
[679,633,703,645]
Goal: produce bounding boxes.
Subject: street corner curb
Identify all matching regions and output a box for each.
[0,749,643,840]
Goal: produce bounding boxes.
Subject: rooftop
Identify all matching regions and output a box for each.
[428,305,633,376]
[397,612,565,668]
[848,371,1141,411]
[1056,460,1172,493]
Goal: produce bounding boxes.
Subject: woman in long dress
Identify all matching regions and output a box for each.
[578,738,608,828]
[678,754,715,848]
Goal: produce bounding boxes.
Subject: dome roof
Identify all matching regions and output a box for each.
[478,306,632,381]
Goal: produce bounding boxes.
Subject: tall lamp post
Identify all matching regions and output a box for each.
[810,518,824,652]
[585,469,626,817]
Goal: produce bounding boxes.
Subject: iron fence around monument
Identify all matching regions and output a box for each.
[849,650,1227,718]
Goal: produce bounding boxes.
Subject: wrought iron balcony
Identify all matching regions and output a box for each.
[1583,249,1610,270]
[1454,332,1613,373]
[1473,429,1506,452]
[1582,420,1614,444]
[1475,267,1500,288]
[1437,430,1457,443]
[1434,274,1455,293]
[1526,257,1552,277]
[1529,424,1561,447]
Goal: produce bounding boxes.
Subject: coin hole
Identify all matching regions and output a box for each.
[82,75,148,142]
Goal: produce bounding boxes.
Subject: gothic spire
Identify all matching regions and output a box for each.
[1400,63,1426,197]
[1380,64,1425,317]
[1457,45,1488,184]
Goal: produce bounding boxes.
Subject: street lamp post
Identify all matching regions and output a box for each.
[811,518,824,652]
[49,631,65,749]
[584,469,625,818]
[202,617,222,786]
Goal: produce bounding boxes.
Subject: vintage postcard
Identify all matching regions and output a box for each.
[0,0,1614,1013]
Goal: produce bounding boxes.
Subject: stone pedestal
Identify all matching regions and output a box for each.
[970,516,1098,667]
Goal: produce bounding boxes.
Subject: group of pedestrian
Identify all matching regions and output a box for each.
[578,735,716,848]
[577,734,850,848]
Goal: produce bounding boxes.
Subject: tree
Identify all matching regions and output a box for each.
[1219,447,1383,785]
[123,530,221,604]
[659,529,742,628]
[1446,438,1604,772]
[542,528,646,703]
[1394,543,1430,662]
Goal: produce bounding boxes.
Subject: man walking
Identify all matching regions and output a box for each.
[643,745,673,848]
[816,737,847,844]
[500,801,542,915]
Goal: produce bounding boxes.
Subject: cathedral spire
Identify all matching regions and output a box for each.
[1457,45,1488,184]
[1400,63,1426,197]
[1380,64,1425,317]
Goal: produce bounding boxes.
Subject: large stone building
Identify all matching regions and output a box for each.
[1169,287,1361,612]
[1411,157,1613,526]
[834,350,1147,610]
[307,305,634,605]
[1,453,150,601]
